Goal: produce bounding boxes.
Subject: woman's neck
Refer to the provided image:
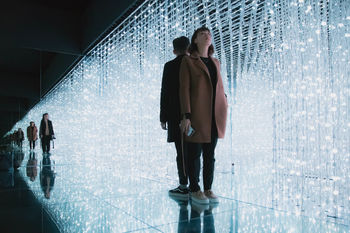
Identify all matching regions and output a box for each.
[197,45,209,58]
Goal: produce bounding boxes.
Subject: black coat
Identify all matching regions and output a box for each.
[160,55,185,142]
[16,131,24,141]
[39,120,54,137]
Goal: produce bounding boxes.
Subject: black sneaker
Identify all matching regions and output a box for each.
[169,186,189,200]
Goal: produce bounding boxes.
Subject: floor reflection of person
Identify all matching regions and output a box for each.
[26,152,38,182]
[202,207,215,233]
[40,154,55,199]
[171,196,216,233]
[188,203,216,233]
[14,149,24,170]
[175,200,190,232]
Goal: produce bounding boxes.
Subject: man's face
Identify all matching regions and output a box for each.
[45,114,49,120]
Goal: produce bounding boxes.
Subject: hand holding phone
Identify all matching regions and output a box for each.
[187,126,195,137]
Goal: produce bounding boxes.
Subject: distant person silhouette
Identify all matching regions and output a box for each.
[40,113,55,153]
[16,128,24,148]
[27,121,38,151]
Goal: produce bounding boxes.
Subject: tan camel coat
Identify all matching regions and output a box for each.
[179,53,228,143]
[27,126,38,141]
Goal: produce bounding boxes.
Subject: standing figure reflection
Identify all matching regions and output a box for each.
[171,196,216,233]
[26,152,38,182]
[40,154,55,199]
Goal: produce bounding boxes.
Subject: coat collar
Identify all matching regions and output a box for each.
[189,51,212,80]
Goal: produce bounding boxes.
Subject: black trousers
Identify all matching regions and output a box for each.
[187,128,218,192]
[174,137,188,185]
[41,136,51,153]
[29,140,36,149]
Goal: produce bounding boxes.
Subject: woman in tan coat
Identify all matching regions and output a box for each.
[180,26,228,204]
[27,121,38,151]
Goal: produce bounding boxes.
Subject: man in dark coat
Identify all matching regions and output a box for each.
[39,113,55,153]
[160,36,190,198]
[16,128,24,148]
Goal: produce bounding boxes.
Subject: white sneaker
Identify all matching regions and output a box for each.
[191,191,209,204]
[204,190,219,203]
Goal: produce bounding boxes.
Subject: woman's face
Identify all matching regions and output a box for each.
[195,30,212,47]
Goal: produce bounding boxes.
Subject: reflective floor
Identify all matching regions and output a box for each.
[1,145,349,233]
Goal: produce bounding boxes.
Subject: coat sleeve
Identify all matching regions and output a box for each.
[34,126,38,140]
[39,121,43,137]
[50,121,54,136]
[160,63,170,123]
[27,127,30,139]
[179,57,191,115]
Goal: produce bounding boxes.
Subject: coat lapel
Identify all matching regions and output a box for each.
[190,53,211,82]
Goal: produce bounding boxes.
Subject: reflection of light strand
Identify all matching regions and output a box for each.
[8,0,350,231]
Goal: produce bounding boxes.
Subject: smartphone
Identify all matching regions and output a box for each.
[187,126,195,137]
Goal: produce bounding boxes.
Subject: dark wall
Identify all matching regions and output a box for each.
[0,0,140,137]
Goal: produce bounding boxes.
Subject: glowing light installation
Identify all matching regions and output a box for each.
[9,0,349,229]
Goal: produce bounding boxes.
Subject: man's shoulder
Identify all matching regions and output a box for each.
[167,55,188,65]
[165,58,179,66]
[164,60,172,66]
[164,56,186,70]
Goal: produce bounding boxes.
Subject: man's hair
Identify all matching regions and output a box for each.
[173,36,190,53]
[42,113,48,119]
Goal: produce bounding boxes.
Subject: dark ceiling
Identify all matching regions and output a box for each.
[0,0,140,137]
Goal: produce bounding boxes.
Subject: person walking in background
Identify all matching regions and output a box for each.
[180,26,228,204]
[12,130,17,146]
[16,128,24,148]
[40,113,55,153]
[160,36,190,198]
[27,121,38,151]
